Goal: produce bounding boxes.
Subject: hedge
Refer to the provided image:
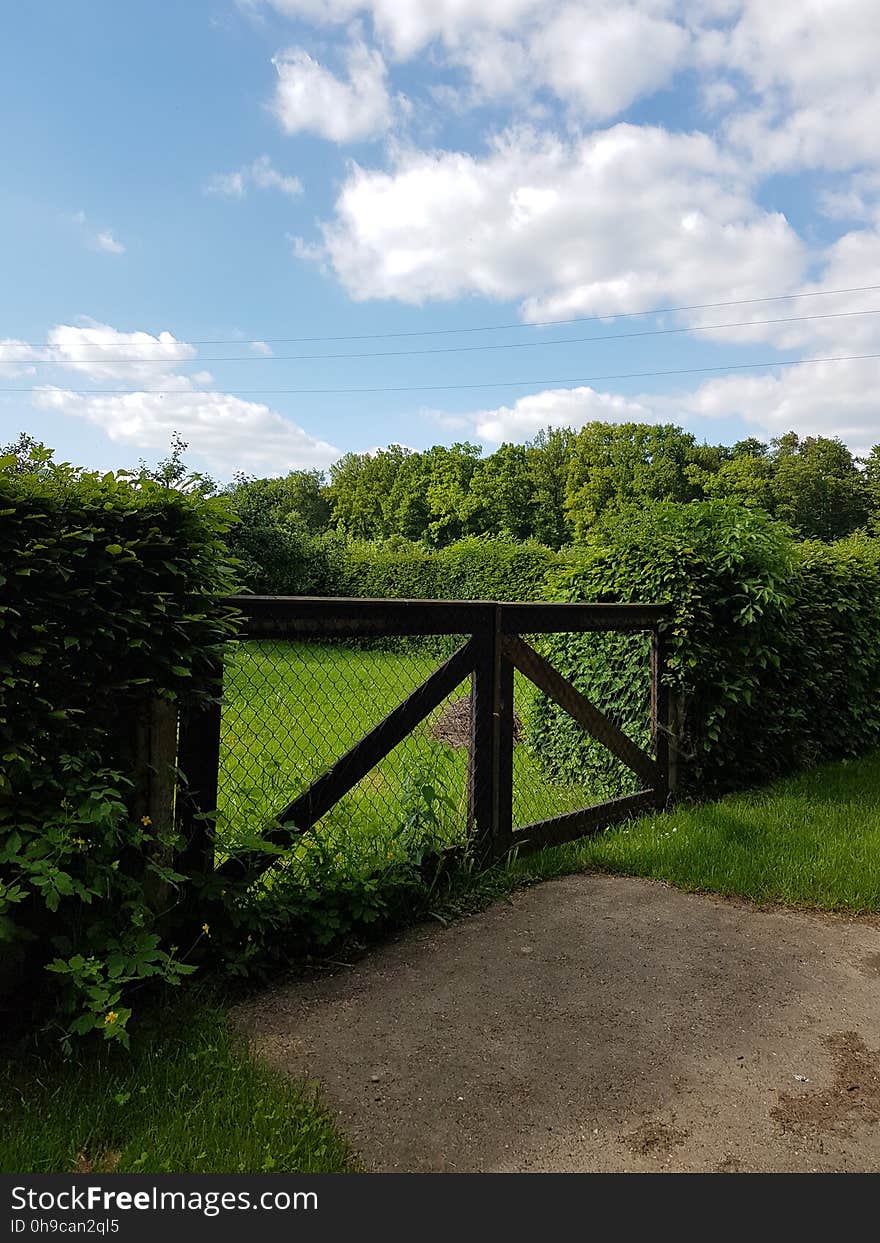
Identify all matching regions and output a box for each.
[232,525,565,602]
[0,454,238,1045]
[337,535,562,602]
[529,501,880,798]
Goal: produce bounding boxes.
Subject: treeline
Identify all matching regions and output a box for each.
[225,424,880,556]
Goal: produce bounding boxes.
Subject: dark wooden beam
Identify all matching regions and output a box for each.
[467,606,513,864]
[226,596,667,640]
[228,595,495,639]
[219,638,477,880]
[502,634,658,788]
[511,789,656,854]
[500,602,667,634]
[175,659,223,879]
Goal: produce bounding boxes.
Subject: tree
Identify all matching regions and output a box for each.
[770,433,869,540]
[0,432,54,476]
[138,431,216,496]
[470,442,534,540]
[527,427,575,548]
[564,423,700,540]
[860,443,880,534]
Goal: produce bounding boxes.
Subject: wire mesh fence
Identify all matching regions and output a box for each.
[216,637,473,874]
[213,619,659,871]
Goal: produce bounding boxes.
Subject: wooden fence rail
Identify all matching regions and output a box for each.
[176,596,672,878]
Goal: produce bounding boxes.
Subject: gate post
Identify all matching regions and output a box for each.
[175,656,223,887]
[469,604,513,864]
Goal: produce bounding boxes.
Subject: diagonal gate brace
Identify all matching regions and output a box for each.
[219,638,477,881]
[502,634,659,789]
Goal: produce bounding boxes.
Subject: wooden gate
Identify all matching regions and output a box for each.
[177,597,672,878]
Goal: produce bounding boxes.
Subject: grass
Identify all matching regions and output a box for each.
[7,754,878,1173]
[219,639,601,857]
[503,752,880,914]
[0,1001,355,1175]
[11,632,878,1175]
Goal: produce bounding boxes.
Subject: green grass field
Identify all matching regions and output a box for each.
[511,752,880,913]
[218,639,603,859]
[0,1002,354,1174]
[6,752,879,1173]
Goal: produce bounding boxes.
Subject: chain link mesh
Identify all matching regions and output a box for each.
[217,637,471,873]
[510,631,654,830]
[215,628,653,867]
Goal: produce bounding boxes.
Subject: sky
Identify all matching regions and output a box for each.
[1,0,879,479]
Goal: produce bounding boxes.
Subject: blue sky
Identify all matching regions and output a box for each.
[2,1,879,478]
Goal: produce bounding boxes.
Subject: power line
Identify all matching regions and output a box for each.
[6,351,880,397]
[10,306,880,365]
[4,283,880,351]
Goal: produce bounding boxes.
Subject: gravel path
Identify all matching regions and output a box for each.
[236,874,880,1172]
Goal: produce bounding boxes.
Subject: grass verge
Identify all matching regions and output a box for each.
[500,752,880,914]
[6,753,877,1174]
[0,999,355,1174]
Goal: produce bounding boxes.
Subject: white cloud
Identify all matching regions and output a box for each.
[703,0,880,172]
[33,386,339,473]
[0,339,39,379]
[254,0,541,59]
[466,384,657,442]
[18,320,338,474]
[302,125,805,318]
[249,154,303,196]
[93,230,126,255]
[205,156,302,199]
[205,170,247,198]
[44,322,197,387]
[527,5,690,120]
[271,39,392,142]
[664,356,880,457]
[249,339,274,355]
[259,2,690,117]
[457,353,880,456]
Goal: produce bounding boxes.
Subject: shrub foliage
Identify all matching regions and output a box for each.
[532,501,880,796]
[0,451,237,1045]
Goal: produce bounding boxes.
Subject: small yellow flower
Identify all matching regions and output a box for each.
[104,1011,118,1026]
[201,923,210,936]
[140,815,152,827]
[73,837,86,849]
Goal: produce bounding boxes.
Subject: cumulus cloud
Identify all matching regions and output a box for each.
[205,170,247,198]
[18,320,338,474]
[93,230,126,255]
[257,1,691,117]
[271,39,393,142]
[205,155,302,199]
[44,322,197,387]
[702,0,880,172]
[465,385,657,442]
[300,124,805,317]
[33,386,338,474]
[456,353,880,456]
[0,339,39,379]
[664,356,880,457]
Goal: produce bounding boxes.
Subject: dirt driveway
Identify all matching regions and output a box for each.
[236,874,880,1172]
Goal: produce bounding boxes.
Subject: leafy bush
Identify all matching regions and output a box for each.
[0,450,238,1045]
[530,501,880,797]
[336,535,561,602]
